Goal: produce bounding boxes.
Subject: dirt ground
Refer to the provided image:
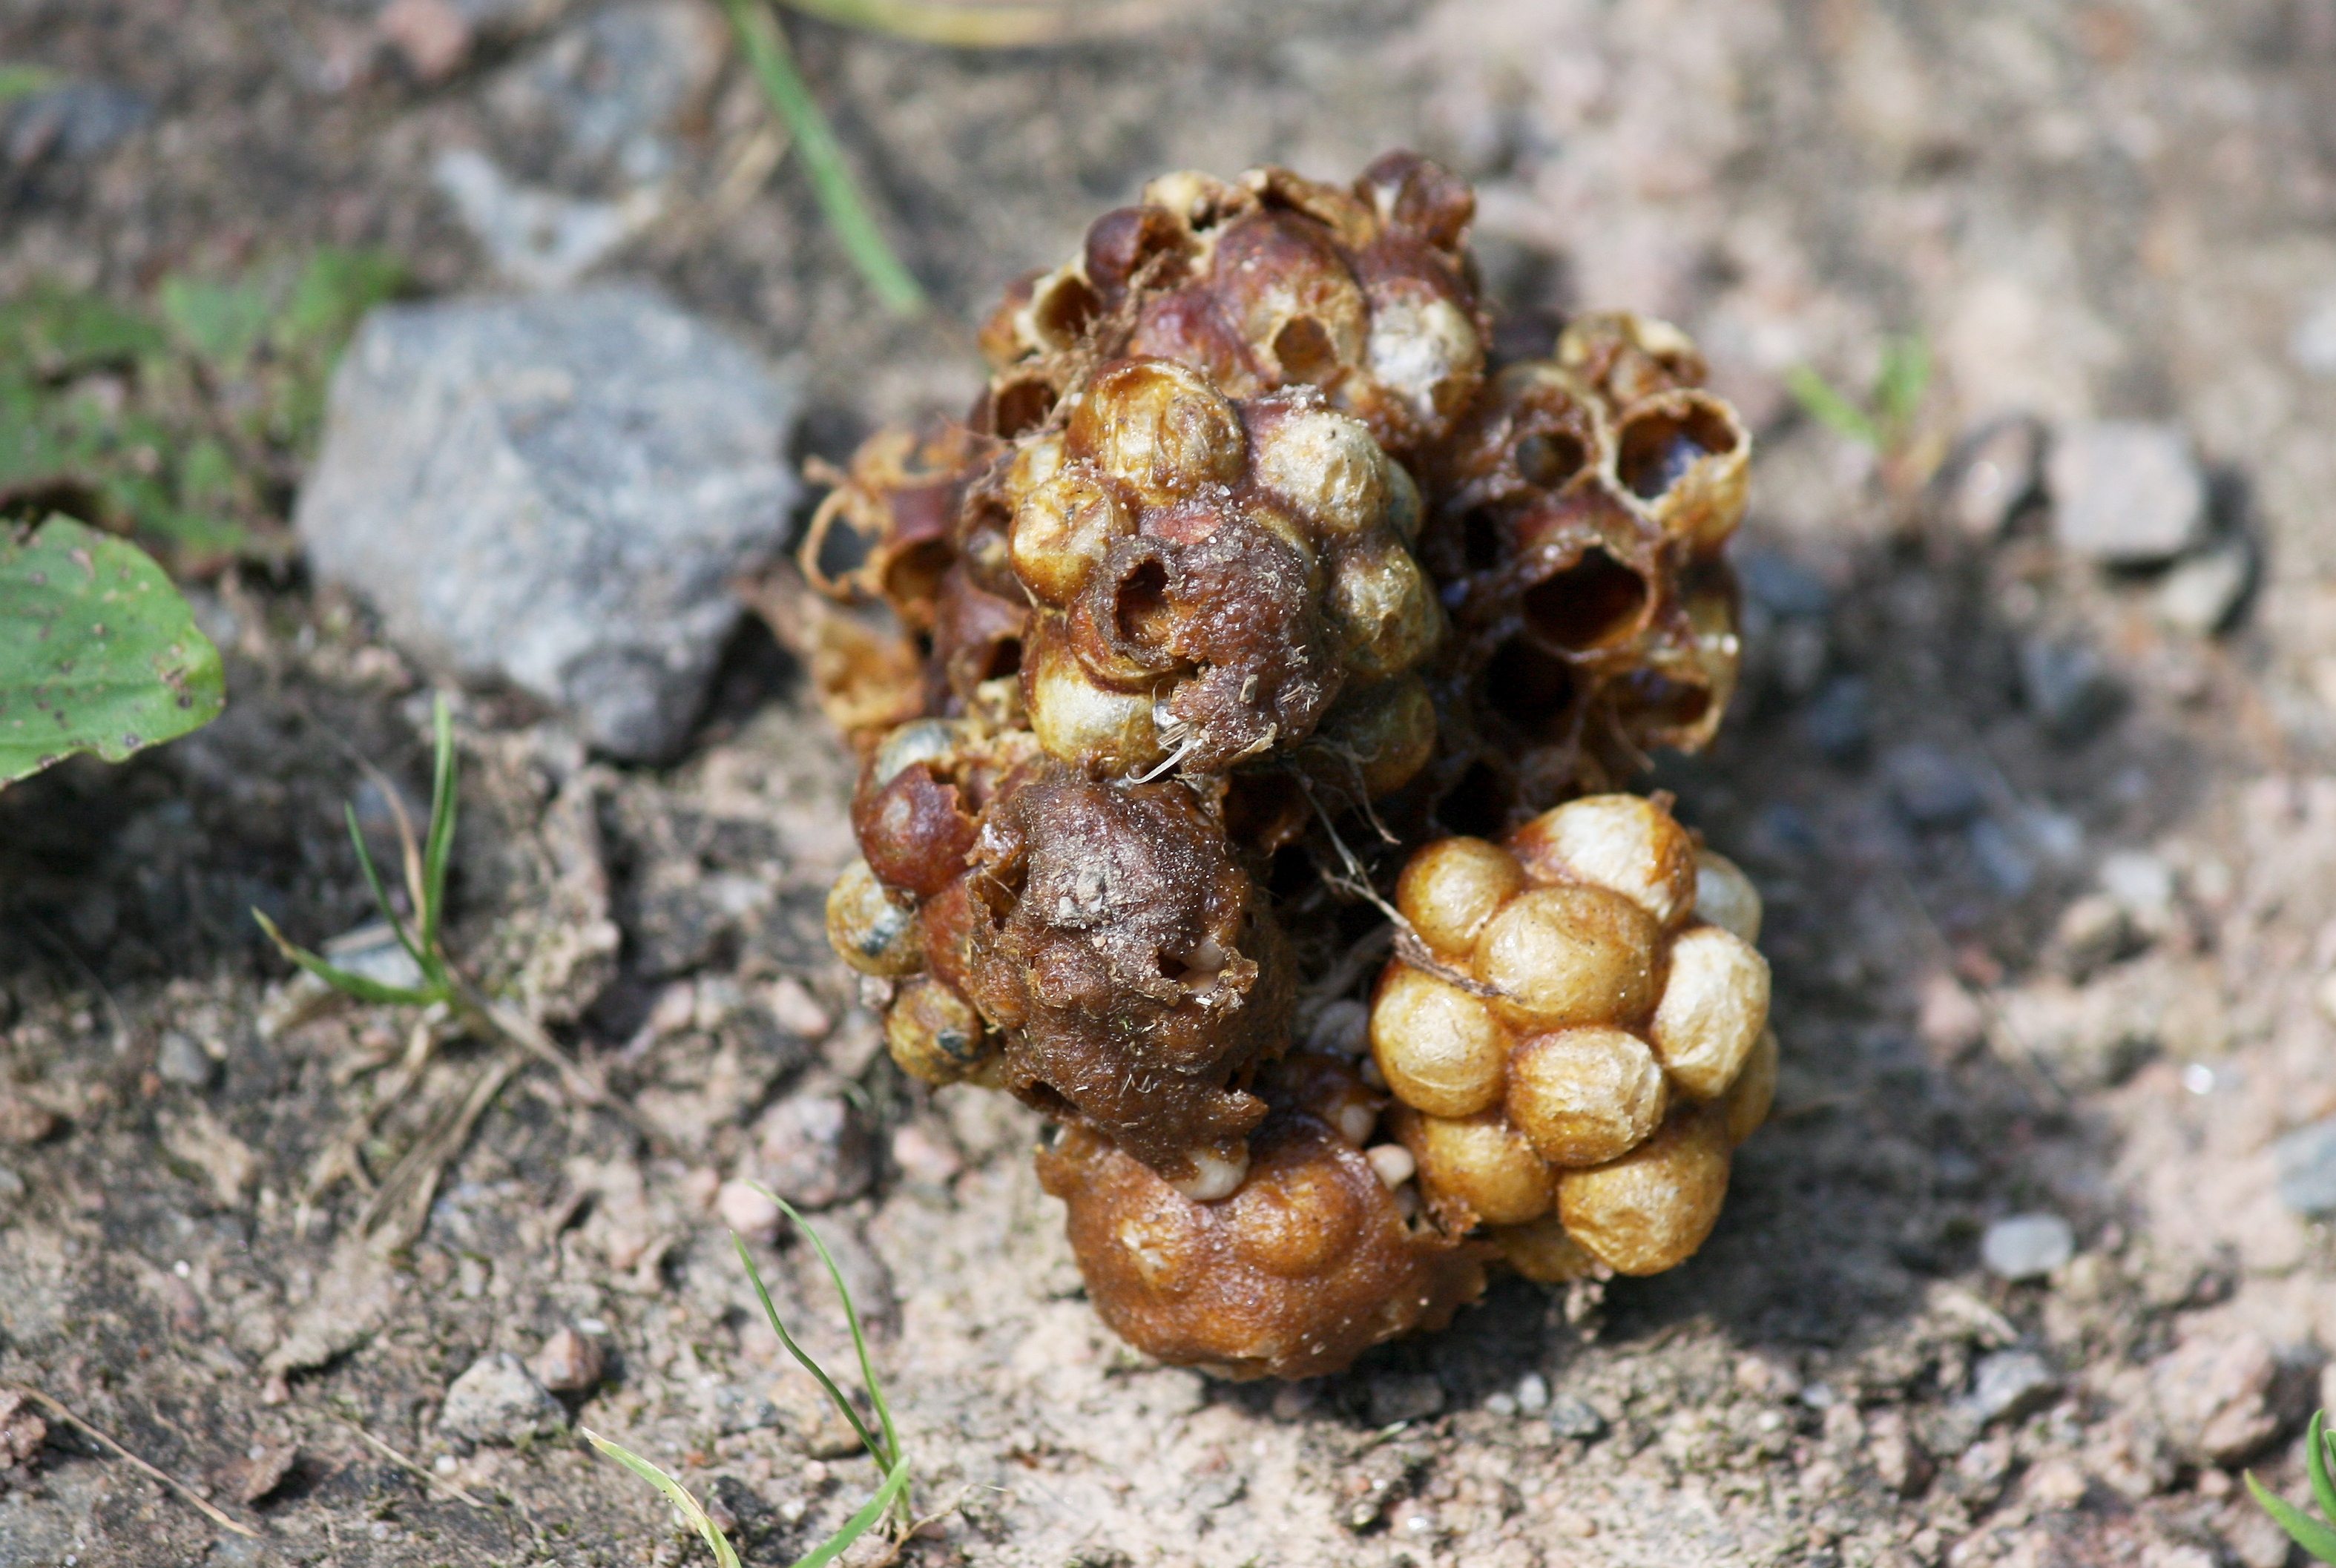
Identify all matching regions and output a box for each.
[6,0,2336,1564]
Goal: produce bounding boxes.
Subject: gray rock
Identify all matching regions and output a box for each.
[2016,636,2122,742]
[4,81,151,166]
[750,1092,874,1210]
[2154,538,2252,636]
[297,286,799,760]
[1366,1373,1445,1426]
[156,1030,217,1089]
[2151,1332,2280,1464]
[1884,743,1985,826]
[1981,1213,2074,1282]
[1545,1392,1606,1440]
[2047,421,2208,564]
[440,1353,567,1445]
[2274,1118,2336,1216]
[1964,1349,2059,1424]
[1939,416,2044,539]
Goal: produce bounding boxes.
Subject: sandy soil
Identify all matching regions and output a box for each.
[5,1,2336,1564]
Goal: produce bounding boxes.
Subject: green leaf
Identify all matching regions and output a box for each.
[2313,1410,2336,1534]
[0,283,168,376]
[251,911,438,1007]
[0,515,225,785]
[1783,364,1879,449]
[2247,1468,2336,1564]
[277,248,405,354]
[1877,334,1932,429]
[580,1430,743,1568]
[158,274,274,367]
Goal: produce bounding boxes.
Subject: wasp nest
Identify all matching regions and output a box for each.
[1371,793,1774,1278]
[1036,1053,1488,1380]
[832,714,1296,1193]
[795,151,1774,1381]
[1414,313,1749,829]
[997,356,1442,778]
[979,151,1487,459]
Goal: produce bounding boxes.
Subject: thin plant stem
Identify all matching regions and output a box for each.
[777,0,1165,47]
[718,0,929,317]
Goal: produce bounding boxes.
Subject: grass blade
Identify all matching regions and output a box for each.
[777,0,1162,47]
[580,1429,743,1568]
[251,911,437,1007]
[2312,1411,2336,1534]
[2248,1468,2336,1564]
[421,695,457,956]
[0,65,57,109]
[345,803,432,981]
[1877,334,1932,429]
[1783,364,1879,449]
[791,1453,912,1568]
[730,1231,887,1465]
[758,1186,901,1474]
[717,0,929,317]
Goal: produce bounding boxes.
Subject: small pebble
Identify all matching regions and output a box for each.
[2016,636,2121,742]
[1737,550,1832,618]
[1546,1392,1605,1439]
[751,1092,875,1208]
[1514,1372,1550,1414]
[2047,420,2208,564]
[2151,1332,2279,1464]
[2272,1118,2336,1216]
[765,978,832,1039]
[1800,676,1872,762]
[1967,817,2033,897]
[438,1353,566,1446]
[0,1093,58,1146]
[1884,743,1985,827]
[1964,1349,2059,1424]
[2154,538,2251,636]
[2099,849,2176,919]
[1734,1353,1803,1400]
[1982,1213,2075,1281]
[889,1121,964,1187]
[716,1179,783,1243]
[531,1326,605,1394]
[1940,417,2044,539]
[156,1030,216,1089]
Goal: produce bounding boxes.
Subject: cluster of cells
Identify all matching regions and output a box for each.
[804,152,1770,1379]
